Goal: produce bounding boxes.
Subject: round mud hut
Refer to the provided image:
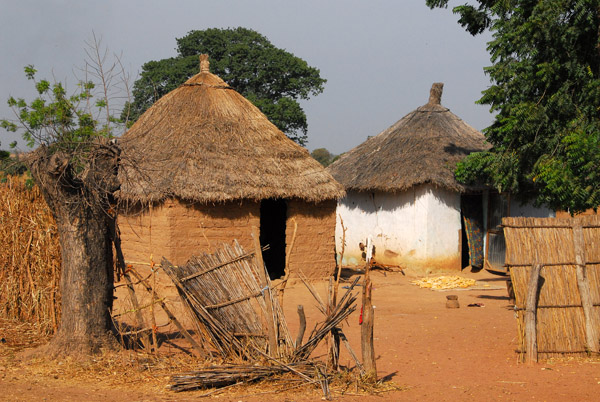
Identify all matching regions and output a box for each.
[327,83,489,274]
[117,55,344,280]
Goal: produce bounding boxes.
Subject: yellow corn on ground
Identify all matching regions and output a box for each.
[411,275,476,290]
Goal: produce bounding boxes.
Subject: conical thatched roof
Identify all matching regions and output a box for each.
[327,83,489,193]
[117,55,344,204]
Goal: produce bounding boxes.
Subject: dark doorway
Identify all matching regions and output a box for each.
[460,193,484,270]
[260,198,287,279]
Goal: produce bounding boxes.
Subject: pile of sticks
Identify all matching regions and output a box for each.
[168,361,324,393]
[167,276,360,396]
[161,241,361,397]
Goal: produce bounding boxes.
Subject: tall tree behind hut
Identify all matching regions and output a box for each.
[123,27,326,146]
[0,37,128,357]
[427,0,600,213]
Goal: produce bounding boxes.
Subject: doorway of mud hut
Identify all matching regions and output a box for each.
[460,193,484,270]
[259,198,287,279]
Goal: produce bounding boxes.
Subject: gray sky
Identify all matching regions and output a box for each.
[0,0,493,155]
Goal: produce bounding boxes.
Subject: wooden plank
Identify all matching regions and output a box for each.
[525,263,542,364]
[572,222,600,353]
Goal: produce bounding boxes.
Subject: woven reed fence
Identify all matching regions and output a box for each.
[504,215,600,362]
[0,176,61,334]
[161,239,294,360]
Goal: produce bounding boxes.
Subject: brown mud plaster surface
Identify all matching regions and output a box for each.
[286,199,337,280]
[118,199,259,267]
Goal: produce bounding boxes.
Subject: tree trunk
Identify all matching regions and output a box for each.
[27,142,120,357]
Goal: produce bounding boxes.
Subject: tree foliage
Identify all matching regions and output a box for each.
[428,0,600,213]
[311,147,336,167]
[125,27,326,146]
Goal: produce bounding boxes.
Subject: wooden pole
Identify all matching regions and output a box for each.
[127,268,207,358]
[327,216,346,371]
[337,328,365,375]
[525,263,542,364]
[110,222,153,353]
[572,221,600,354]
[251,226,279,357]
[328,277,340,369]
[361,236,377,378]
[333,215,347,306]
[295,304,306,349]
[279,218,297,309]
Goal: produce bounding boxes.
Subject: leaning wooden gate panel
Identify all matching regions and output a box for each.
[161,240,292,359]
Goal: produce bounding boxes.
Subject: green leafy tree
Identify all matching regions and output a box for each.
[311,147,336,167]
[427,1,600,213]
[124,27,326,145]
[0,147,27,177]
[1,38,125,356]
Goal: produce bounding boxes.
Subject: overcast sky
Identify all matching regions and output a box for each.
[0,0,493,155]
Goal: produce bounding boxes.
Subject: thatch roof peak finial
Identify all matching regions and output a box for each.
[428,82,444,105]
[199,54,210,73]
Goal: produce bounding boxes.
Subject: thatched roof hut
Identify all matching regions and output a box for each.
[118,55,343,204]
[328,83,490,273]
[328,83,488,193]
[117,55,343,280]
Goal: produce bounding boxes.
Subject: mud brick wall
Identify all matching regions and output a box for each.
[118,199,259,267]
[286,199,337,280]
[118,198,337,280]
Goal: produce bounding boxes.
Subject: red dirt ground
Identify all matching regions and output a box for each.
[1,269,599,401]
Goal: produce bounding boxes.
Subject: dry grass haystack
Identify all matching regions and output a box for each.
[118,55,344,204]
[504,215,600,360]
[328,83,489,192]
[0,176,61,334]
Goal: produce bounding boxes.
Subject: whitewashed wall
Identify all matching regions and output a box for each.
[336,184,461,272]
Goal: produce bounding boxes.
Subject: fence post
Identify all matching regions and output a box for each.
[361,236,377,378]
[525,263,542,364]
[572,221,600,354]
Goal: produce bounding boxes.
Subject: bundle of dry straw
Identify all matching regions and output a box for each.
[0,176,61,334]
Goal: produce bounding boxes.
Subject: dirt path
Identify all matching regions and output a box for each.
[1,269,599,401]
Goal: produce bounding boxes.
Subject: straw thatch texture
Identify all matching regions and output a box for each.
[504,215,600,360]
[117,56,344,204]
[0,176,61,334]
[327,83,489,193]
